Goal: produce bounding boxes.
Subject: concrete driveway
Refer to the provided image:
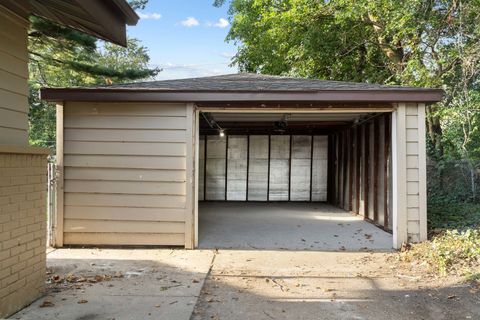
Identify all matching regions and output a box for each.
[12,248,479,320]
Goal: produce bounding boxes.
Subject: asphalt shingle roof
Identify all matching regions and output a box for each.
[97,73,436,92]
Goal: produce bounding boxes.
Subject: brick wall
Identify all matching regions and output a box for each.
[0,153,47,318]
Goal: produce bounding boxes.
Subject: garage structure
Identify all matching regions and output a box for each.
[41,74,443,250]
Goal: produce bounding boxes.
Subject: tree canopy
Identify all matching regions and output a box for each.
[28,0,159,147]
[216,0,480,198]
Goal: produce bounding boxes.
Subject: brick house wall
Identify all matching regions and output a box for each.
[0,152,48,318]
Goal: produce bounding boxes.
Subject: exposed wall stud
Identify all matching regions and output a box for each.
[309,134,314,202]
[373,118,380,222]
[224,134,229,201]
[267,134,271,202]
[246,135,250,201]
[355,127,361,214]
[384,114,391,228]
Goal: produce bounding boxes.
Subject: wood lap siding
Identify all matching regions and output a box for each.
[0,8,29,145]
[62,102,188,246]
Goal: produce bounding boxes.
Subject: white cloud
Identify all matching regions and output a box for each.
[214,18,229,28]
[136,11,162,20]
[180,17,200,27]
[152,62,237,80]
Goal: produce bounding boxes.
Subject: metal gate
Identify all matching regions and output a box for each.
[47,162,56,247]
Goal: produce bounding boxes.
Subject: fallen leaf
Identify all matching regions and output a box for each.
[77,300,88,304]
[39,300,54,308]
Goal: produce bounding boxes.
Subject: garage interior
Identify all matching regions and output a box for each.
[197,104,394,251]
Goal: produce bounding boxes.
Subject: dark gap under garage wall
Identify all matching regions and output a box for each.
[199,135,328,202]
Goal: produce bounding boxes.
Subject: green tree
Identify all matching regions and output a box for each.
[28,0,159,147]
[216,0,480,161]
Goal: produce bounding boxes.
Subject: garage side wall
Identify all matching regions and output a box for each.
[392,103,427,245]
[58,102,190,247]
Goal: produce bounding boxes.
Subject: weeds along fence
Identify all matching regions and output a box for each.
[427,158,480,202]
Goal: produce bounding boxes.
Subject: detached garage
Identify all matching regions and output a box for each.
[41,74,443,250]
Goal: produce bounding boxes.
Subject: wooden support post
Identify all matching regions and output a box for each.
[55,102,64,247]
[342,130,348,209]
[309,135,314,202]
[267,135,271,202]
[203,135,207,201]
[348,128,354,212]
[224,135,228,201]
[246,135,250,201]
[384,114,391,228]
[373,118,380,222]
[364,123,370,217]
[288,134,292,201]
[355,127,361,214]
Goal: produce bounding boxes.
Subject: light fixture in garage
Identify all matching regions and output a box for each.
[219,129,225,137]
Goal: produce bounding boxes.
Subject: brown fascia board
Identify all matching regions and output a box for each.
[41,88,444,103]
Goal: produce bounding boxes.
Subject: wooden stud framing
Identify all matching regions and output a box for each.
[309,134,314,202]
[384,114,391,229]
[55,102,64,247]
[364,123,370,218]
[224,134,228,201]
[348,128,354,212]
[373,118,380,222]
[355,127,361,214]
[267,134,271,202]
[342,130,348,209]
[246,135,250,201]
[203,135,207,201]
[392,104,408,248]
[288,134,292,201]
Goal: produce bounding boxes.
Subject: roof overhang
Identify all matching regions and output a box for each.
[1,0,138,46]
[40,88,444,103]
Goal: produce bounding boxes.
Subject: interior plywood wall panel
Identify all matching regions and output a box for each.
[311,136,328,201]
[227,135,248,200]
[269,135,290,201]
[201,134,328,202]
[290,135,312,201]
[248,135,269,201]
[205,135,226,200]
[198,136,205,201]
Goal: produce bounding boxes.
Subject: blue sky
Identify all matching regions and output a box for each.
[128,0,238,80]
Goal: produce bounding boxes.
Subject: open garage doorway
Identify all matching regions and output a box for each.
[196,108,394,251]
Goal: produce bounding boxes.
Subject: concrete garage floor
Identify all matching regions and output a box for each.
[199,202,392,251]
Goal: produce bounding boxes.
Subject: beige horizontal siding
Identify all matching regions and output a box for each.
[64,206,186,221]
[65,115,187,129]
[64,155,186,170]
[65,102,187,116]
[65,193,186,208]
[64,141,186,156]
[64,128,186,142]
[0,8,28,146]
[64,233,185,246]
[63,102,189,246]
[65,180,186,195]
[65,167,186,182]
[64,220,184,233]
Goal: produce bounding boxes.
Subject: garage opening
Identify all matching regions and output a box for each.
[197,108,393,251]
